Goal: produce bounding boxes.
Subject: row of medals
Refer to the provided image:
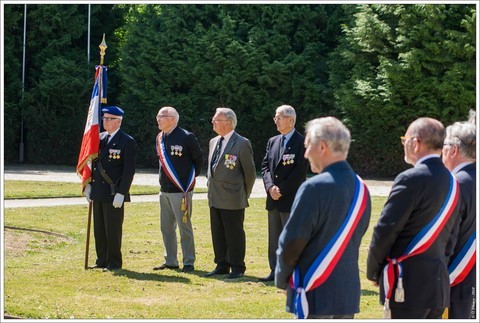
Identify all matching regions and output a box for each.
[282,154,295,165]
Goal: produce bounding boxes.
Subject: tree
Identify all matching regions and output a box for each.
[328,4,476,177]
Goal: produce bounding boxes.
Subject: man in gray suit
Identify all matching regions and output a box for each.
[205,107,256,279]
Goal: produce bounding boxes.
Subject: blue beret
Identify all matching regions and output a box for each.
[102,106,124,116]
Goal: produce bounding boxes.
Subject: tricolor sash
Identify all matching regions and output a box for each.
[449,232,476,287]
[382,173,459,318]
[156,132,195,223]
[290,175,369,319]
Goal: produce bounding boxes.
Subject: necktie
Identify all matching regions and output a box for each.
[101,134,110,150]
[210,136,224,174]
[279,135,286,161]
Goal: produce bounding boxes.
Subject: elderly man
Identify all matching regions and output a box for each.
[259,105,308,282]
[367,117,460,319]
[205,107,256,279]
[275,117,371,319]
[153,106,203,273]
[84,106,136,272]
[442,120,476,319]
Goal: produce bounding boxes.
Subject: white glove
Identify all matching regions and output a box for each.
[84,184,92,203]
[113,193,125,208]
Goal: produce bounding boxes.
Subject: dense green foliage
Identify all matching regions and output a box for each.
[3,3,476,176]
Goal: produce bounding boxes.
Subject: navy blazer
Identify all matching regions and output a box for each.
[275,161,371,316]
[366,157,460,310]
[261,130,309,212]
[449,163,476,303]
[91,130,136,202]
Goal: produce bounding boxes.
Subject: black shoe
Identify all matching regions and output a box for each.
[182,265,195,273]
[226,272,244,279]
[204,267,230,277]
[153,264,179,271]
[258,272,274,282]
[103,266,121,272]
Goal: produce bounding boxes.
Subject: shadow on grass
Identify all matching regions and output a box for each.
[361,289,379,296]
[113,269,191,283]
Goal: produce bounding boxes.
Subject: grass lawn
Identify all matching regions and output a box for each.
[3,196,386,319]
[3,180,207,199]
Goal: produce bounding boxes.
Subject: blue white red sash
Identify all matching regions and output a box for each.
[449,232,476,287]
[382,173,459,318]
[290,175,369,319]
[156,132,195,211]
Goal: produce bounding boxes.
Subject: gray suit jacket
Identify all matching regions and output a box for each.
[207,131,256,209]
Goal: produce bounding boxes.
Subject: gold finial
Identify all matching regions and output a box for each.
[99,33,107,66]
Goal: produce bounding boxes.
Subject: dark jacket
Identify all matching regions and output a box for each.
[157,126,203,193]
[261,130,309,212]
[91,130,136,202]
[275,161,371,315]
[366,156,460,310]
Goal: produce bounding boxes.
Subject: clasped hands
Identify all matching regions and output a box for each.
[83,184,124,208]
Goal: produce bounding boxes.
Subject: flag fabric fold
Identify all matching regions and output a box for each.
[76,65,108,190]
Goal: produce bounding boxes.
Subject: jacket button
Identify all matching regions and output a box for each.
[275,175,278,178]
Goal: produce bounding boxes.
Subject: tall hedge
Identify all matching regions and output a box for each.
[328,4,476,177]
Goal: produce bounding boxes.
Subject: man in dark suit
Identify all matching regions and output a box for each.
[367,117,460,319]
[259,105,309,282]
[205,107,256,279]
[84,106,136,272]
[442,120,476,319]
[275,117,371,319]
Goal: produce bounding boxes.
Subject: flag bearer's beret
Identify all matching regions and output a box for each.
[102,106,124,116]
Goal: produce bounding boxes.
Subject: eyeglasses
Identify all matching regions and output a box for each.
[273,116,286,122]
[211,118,229,123]
[102,117,120,121]
[400,136,416,145]
[156,115,173,119]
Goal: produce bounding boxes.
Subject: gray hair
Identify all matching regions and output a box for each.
[305,117,351,157]
[216,107,237,129]
[158,106,179,123]
[468,109,476,125]
[445,121,476,160]
[276,105,296,125]
[408,117,445,150]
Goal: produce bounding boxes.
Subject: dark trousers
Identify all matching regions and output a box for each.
[93,201,124,268]
[391,307,444,319]
[209,207,246,273]
[449,301,476,319]
[267,209,290,272]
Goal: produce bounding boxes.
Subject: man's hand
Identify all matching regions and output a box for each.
[113,193,124,208]
[83,184,92,203]
[268,185,282,200]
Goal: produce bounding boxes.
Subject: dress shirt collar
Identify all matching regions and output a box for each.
[415,154,440,166]
[452,161,475,175]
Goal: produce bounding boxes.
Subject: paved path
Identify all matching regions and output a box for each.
[3,164,392,208]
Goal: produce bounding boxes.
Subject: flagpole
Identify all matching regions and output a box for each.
[85,35,108,270]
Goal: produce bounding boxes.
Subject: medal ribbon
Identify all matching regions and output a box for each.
[290,175,369,319]
[156,133,195,220]
[448,232,476,287]
[382,173,459,317]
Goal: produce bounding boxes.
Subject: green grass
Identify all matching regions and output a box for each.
[3,180,207,199]
[3,197,387,319]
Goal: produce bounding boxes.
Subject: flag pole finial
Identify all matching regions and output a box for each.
[99,33,107,66]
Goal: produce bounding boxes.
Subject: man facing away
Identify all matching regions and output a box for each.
[366,117,460,319]
[205,107,256,279]
[153,106,203,273]
[259,105,308,282]
[442,120,476,319]
[275,116,371,319]
[84,105,136,272]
